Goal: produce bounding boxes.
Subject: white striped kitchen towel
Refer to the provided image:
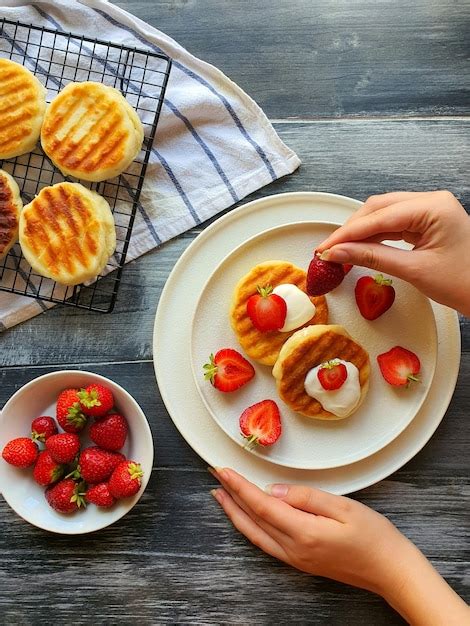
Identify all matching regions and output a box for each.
[0,0,300,330]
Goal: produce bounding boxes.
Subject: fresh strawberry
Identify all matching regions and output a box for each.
[75,446,125,484]
[343,264,353,275]
[306,253,345,296]
[31,416,58,442]
[46,433,80,464]
[78,383,114,418]
[239,399,282,448]
[90,413,128,451]
[56,388,87,433]
[246,285,287,332]
[377,346,421,387]
[33,450,64,486]
[45,479,86,513]
[86,482,116,508]
[2,437,38,468]
[108,461,143,499]
[355,274,395,320]
[204,349,255,392]
[317,359,348,390]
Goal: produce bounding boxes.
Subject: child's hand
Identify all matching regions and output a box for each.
[211,468,470,625]
[317,190,470,316]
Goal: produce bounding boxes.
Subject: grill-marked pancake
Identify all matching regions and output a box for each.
[19,182,116,285]
[0,58,46,159]
[41,82,144,182]
[230,261,328,366]
[273,325,370,420]
[0,169,22,259]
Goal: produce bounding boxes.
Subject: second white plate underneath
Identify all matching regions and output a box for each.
[191,221,437,470]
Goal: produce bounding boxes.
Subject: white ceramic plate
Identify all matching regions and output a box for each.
[0,371,154,534]
[154,192,460,494]
[190,221,437,470]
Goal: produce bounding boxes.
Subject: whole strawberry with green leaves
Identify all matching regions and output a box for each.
[33,451,64,486]
[2,437,38,468]
[56,389,87,433]
[78,383,114,418]
[109,461,143,499]
[72,446,125,484]
[45,479,86,513]
[31,416,58,443]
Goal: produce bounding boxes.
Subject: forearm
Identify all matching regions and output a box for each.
[383,541,470,626]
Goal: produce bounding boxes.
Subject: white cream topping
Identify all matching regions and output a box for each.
[272,284,316,333]
[304,359,361,417]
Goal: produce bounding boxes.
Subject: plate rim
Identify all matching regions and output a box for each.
[189,218,438,470]
[153,191,460,494]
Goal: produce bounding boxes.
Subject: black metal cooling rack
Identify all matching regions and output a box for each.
[0,18,171,312]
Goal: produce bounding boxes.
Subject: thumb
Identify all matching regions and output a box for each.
[323,242,414,282]
[266,484,352,522]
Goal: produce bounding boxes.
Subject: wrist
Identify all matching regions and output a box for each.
[380,539,470,625]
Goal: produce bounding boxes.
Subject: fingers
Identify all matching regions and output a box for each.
[211,488,287,561]
[210,468,288,544]
[321,242,415,278]
[266,483,351,523]
[211,467,307,536]
[318,195,431,252]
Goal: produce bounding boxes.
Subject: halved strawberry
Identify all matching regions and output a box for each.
[246,285,287,332]
[317,360,348,390]
[239,399,282,448]
[377,346,421,387]
[204,349,255,392]
[306,253,345,296]
[355,274,395,320]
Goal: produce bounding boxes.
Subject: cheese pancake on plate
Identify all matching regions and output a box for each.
[0,169,22,259]
[272,324,370,420]
[19,182,116,285]
[230,260,328,366]
[0,58,46,159]
[41,82,144,182]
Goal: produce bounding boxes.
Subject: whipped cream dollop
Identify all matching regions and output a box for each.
[272,284,316,332]
[304,359,361,417]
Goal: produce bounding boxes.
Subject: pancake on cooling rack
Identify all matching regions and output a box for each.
[19,182,116,286]
[272,324,370,420]
[230,260,328,366]
[41,82,144,182]
[0,169,23,260]
[0,58,46,159]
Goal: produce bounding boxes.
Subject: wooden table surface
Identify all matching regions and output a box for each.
[1,1,469,624]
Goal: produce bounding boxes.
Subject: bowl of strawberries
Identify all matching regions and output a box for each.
[0,370,153,534]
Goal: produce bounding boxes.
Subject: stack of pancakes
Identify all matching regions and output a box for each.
[19,182,116,286]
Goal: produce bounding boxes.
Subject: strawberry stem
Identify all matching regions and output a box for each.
[203,353,218,383]
[374,273,393,286]
[243,434,259,450]
[257,284,273,298]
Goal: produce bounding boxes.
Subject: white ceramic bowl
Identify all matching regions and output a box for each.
[0,370,154,534]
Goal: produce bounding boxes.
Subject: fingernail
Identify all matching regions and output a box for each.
[210,488,221,503]
[325,247,349,263]
[214,466,229,481]
[319,249,330,260]
[266,483,289,498]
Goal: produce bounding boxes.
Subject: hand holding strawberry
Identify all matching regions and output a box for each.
[306,253,345,296]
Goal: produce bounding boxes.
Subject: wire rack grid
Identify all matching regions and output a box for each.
[0,18,171,312]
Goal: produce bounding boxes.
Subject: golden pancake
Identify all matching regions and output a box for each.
[19,182,116,285]
[41,82,144,182]
[272,324,370,420]
[0,58,46,159]
[230,260,328,366]
[0,169,22,259]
